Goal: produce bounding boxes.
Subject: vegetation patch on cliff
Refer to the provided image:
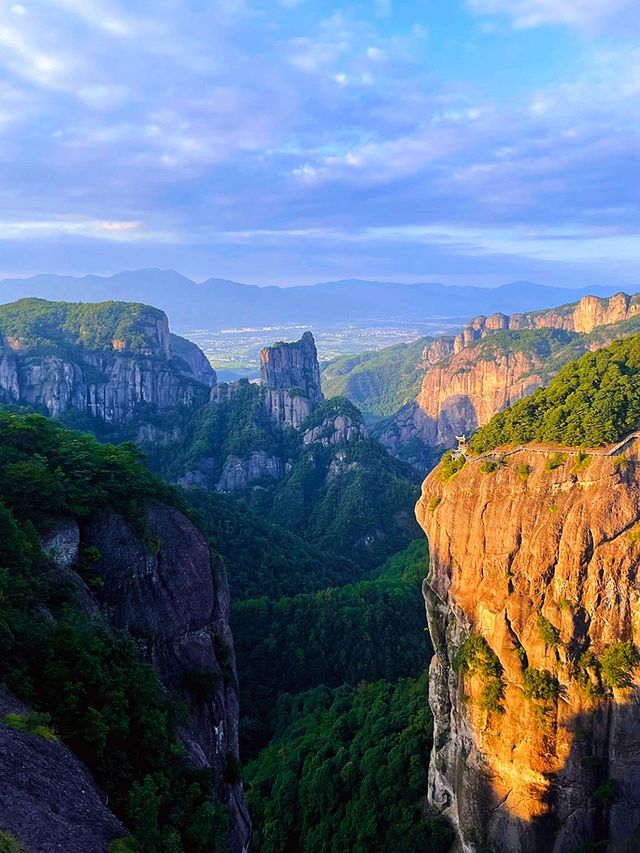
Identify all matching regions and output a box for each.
[600,641,640,689]
[454,634,505,714]
[440,450,466,481]
[0,298,166,354]
[470,335,640,451]
[523,668,560,702]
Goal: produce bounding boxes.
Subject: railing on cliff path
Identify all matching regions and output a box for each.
[463,430,640,464]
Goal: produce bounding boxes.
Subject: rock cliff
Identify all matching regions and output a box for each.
[260,331,324,428]
[44,506,250,853]
[450,291,640,352]
[416,441,640,852]
[380,292,640,467]
[177,335,377,494]
[0,688,125,853]
[0,298,216,427]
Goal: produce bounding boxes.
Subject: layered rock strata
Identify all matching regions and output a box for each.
[0,304,216,425]
[260,331,324,428]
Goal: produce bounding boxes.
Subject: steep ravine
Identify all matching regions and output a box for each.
[416,443,640,852]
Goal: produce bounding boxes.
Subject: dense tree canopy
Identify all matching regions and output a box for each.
[0,298,165,353]
[0,412,225,852]
[245,672,452,853]
[233,541,431,756]
[0,412,183,529]
[185,489,360,601]
[471,335,640,452]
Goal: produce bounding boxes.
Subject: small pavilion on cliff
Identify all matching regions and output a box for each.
[452,434,468,459]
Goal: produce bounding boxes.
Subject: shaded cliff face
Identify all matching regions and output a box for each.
[380,292,640,467]
[0,299,216,426]
[45,506,250,853]
[0,688,125,853]
[416,443,640,852]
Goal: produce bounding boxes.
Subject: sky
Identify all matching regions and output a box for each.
[0,0,638,286]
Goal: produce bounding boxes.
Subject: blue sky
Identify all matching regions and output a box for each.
[0,0,638,286]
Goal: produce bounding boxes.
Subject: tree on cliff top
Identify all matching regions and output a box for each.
[470,334,640,452]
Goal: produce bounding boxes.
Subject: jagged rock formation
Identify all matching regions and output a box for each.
[260,331,324,428]
[0,298,216,427]
[379,292,640,466]
[44,507,250,853]
[178,336,367,492]
[449,291,640,353]
[0,687,126,853]
[217,452,284,492]
[416,442,640,852]
[303,411,367,447]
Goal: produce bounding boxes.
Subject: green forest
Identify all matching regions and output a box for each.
[321,338,432,422]
[471,334,640,451]
[235,541,450,851]
[233,541,431,756]
[246,673,452,853]
[0,413,226,851]
[0,297,166,354]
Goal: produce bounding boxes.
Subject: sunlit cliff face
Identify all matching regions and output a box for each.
[416,441,640,852]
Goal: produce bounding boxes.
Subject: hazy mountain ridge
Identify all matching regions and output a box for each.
[0,269,622,331]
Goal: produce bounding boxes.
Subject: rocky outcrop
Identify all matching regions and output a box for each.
[303,412,368,447]
[396,349,546,448]
[260,332,324,428]
[416,441,640,852]
[217,452,284,492]
[0,687,125,853]
[44,507,250,853]
[260,331,323,404]
[84,505,250,852]
[0,302,215,426]
[170,332,217,387]
[381,292,640,467]
[451,292,640,353]
[17,349,210,424]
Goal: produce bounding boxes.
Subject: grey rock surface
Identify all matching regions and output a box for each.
[0,688,125,853]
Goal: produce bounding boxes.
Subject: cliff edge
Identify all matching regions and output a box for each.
[416,441,640,852]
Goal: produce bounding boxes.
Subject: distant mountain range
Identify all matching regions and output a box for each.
[0,269,629,332]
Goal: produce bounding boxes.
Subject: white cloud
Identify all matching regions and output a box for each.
[44,0,135,37]
[205,222,640,268]
[467,0,640,31]
[0,217,175,242]
[366,46,385,61]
